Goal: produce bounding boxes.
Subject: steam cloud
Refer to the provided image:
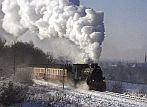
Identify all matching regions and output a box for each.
[0,0,105,63]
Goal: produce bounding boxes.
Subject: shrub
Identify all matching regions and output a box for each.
[0,81,28,106]
[127,88,147,97]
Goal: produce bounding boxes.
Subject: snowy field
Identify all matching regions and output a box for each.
[1,78,147,107]
[26,79,147,107]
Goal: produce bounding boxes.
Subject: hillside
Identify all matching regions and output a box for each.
[0,37,50,77]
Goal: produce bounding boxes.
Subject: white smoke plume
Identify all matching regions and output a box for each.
[0,0,105,63]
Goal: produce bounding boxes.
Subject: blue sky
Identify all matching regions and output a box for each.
[80,0,147,62]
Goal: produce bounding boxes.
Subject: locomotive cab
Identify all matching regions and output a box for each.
[86,63,106,91]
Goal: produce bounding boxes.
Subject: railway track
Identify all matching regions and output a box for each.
[64,89,147,107]
[69,89,147,107]
[99,91,147,103]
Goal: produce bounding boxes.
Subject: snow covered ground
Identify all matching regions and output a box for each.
[30,79,147,107]
[1,78,147,107]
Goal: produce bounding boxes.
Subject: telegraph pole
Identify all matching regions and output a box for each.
[13,37,18,76]
[13,48,16,75]
[145,53,146,66]
[62,69,65,89]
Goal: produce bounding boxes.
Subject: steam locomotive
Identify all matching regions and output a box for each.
[86,63,106,91]
[27,63,106,91]
[72,63,106,91]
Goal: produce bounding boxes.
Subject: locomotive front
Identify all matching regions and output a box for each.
[86,63,106,91]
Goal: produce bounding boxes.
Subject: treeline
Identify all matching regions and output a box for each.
[101,62,147,84]
[0,37,53,77]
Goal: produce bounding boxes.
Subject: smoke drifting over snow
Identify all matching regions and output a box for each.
[0,0,105,63]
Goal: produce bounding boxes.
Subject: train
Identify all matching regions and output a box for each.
[17,63,106,91]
